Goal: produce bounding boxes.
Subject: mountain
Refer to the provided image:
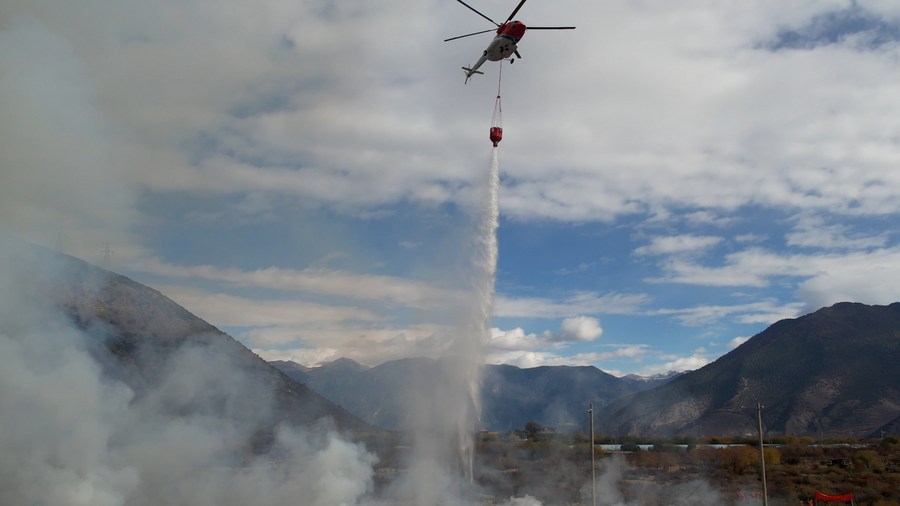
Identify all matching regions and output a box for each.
[269,359,312,383]
[480,364,654,432]
[285,357,453,431]
[272,358,668,431]
[8,242,373,438]
[596,302,900,438]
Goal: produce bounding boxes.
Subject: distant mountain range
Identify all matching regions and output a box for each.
[271,357,674,432]
[595,302,900,438]
[273,302,900,438]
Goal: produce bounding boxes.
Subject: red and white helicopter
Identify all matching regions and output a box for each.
[444,0,575,83]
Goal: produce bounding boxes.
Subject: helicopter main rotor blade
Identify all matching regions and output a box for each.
[444,28,497,42]
[506,0,528,22]
[455,0,499,26]
[526,26,577,30]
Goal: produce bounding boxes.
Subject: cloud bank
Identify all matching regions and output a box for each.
[4,0,900,374]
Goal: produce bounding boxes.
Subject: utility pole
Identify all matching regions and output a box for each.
[757,401,768,506]
[589,403,596,506]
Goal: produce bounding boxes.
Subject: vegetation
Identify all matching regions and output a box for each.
[462,433,900,505]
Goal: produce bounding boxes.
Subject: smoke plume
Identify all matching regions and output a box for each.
[0,240,378,506]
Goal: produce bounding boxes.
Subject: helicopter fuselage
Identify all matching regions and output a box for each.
[463,21,526,81]
[485,21,526,61]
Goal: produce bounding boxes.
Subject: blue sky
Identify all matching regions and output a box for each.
[3,0,900,375]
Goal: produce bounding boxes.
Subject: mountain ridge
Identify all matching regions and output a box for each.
[272,357,670,431]
[596,301,900,438]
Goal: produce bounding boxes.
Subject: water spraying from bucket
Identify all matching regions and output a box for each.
[462,146,501,476]
[400,147,501,504]
[448,146,500,484]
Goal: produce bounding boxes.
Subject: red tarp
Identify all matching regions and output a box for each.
[815,491,853,502]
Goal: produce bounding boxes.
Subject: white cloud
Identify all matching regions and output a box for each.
[634,235,723,257]
[153,285,382,327]
[655,300,803,327]
[652,246,900,311]
[597,345,649,360]
[553,262,595,276]
[786,215,887,250]
[488,315,602,352]
[0,17,138,259]
[483,317,658,371]
[246,321,464,367]
[147,284,475,367]
[488,327,552,351]
[793,250,900,311]
[486,351,564,369]
[136,257,463,310]
[728,336,751,349]
[683,211,738,227]
[556,316,603,342]
[9,0,900,225]
[485,344,659,372]
[7,0,900,254]
[240,324,440,349]
[494,291,648,318]
[2,0,486,215]
[252,347,342,368]
[648,247,793,287]
[497,4,900,222]
[735,233,767,244]
[637,350,711,377]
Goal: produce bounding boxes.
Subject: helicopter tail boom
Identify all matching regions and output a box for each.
[462,66,484,83]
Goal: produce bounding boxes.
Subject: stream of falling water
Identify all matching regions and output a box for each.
[462,146,501,480]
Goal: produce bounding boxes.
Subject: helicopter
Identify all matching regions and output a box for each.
[444,0,575,83]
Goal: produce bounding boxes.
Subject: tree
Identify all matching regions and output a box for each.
[763,447,781,467]
[854,449,884,472]
[621,442,642,452]
[719,446,757,476]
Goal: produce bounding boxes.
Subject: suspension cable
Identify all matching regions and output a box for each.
[497,59,503,98]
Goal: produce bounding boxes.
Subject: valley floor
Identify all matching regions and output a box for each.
[362,433,900,505]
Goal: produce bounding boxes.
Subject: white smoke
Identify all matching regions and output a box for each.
[0,241,377,506]
[592,455,628,505]
[500,496,543,506]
